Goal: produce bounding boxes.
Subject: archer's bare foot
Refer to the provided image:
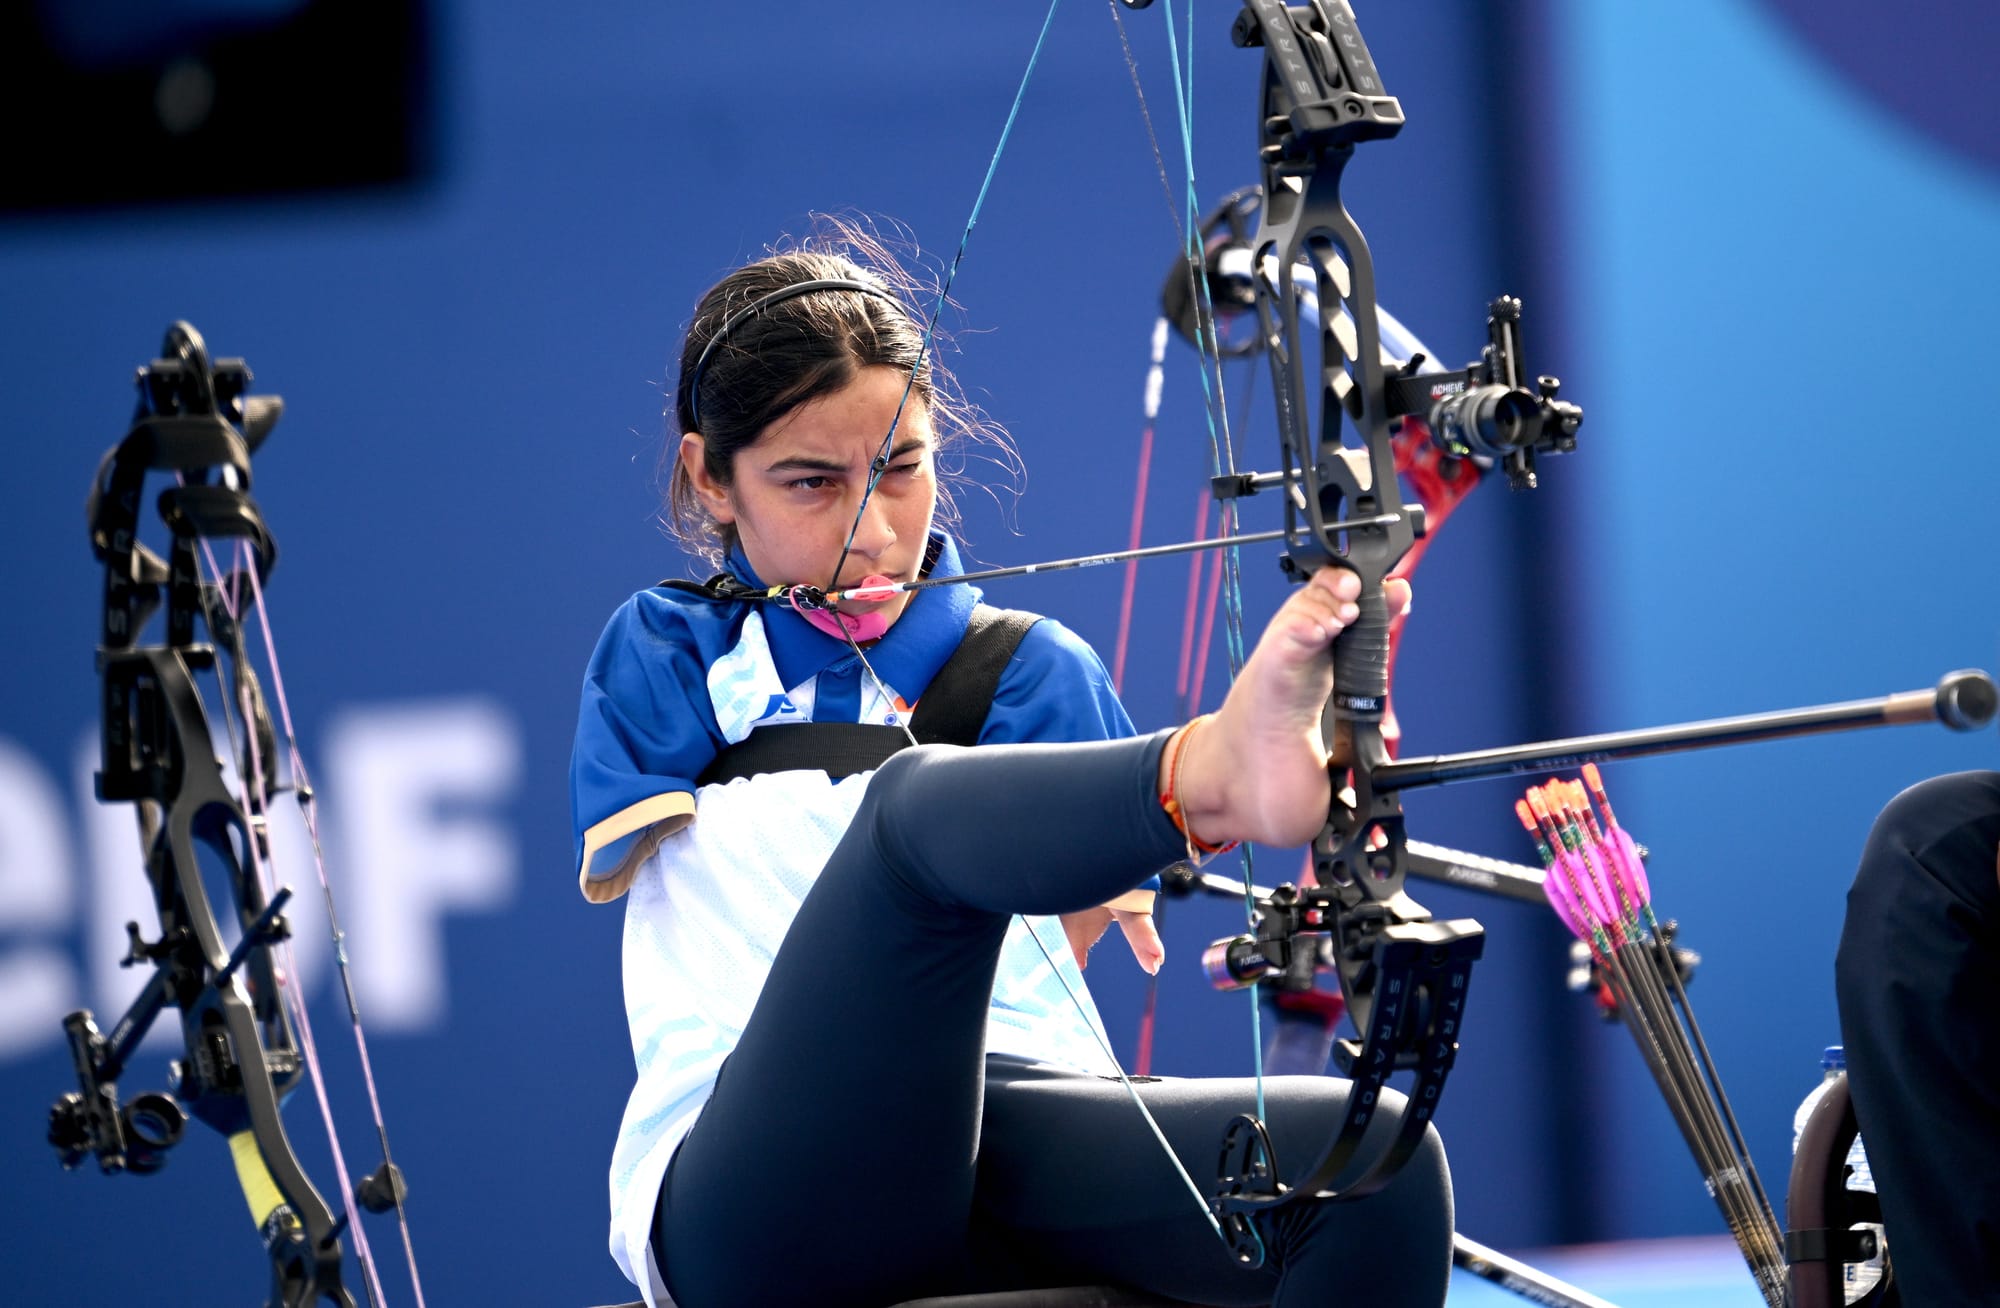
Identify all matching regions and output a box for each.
[1170,569,1410,849]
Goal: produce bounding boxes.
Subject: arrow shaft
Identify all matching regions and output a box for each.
[829,514,1401,602]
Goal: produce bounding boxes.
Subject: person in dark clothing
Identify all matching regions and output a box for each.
[1836,770,2000,1307]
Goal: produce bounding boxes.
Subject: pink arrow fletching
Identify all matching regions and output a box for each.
[1541,862,1587,940]
[1555,848,1617,928]
[1608,826,1651,909]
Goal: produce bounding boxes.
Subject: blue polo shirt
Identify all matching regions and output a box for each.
[570,532,1136,899]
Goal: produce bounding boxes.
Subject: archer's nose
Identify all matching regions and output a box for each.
[847,490,897,558]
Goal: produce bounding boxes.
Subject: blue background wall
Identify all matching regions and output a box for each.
[1553,0,2000,1242]
[0,2,1992,1302]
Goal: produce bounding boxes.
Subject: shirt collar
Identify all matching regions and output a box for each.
[727,532,982,696]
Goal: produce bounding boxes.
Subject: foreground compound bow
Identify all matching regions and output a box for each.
[1175,0,1579,1260]
[1118,7,1990,1298]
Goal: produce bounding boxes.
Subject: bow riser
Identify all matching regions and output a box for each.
[1243,0,1426,953]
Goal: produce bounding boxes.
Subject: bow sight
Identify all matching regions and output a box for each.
[1168,192,1581,493]
[1394,298,1581,492]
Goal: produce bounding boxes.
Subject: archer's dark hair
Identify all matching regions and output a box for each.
[664,217,1012,566]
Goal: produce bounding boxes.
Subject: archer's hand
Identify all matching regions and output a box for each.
[1060,905,1164,975]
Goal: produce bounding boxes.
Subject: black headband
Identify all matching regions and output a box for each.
[684,277,908,429]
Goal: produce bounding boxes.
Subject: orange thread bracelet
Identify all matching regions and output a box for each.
[1159,715,1239,860]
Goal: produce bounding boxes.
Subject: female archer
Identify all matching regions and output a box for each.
[569,224,1448,1308]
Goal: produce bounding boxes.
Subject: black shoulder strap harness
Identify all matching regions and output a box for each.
[694,602,1042,786]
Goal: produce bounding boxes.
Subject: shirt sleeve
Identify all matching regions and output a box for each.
[570,595,726,902]
[977,617,1136,748]
[979,618,1157,908]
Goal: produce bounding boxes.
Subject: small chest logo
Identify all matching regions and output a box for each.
[749,694,806,728]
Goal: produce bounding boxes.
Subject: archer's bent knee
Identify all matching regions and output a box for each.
[841,743,980,904]
[854,742,961,849]
[1379,1099,1451,1202]
[1353,1087,1451,1224]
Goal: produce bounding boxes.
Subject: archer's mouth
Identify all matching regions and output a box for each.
[835,572,903,602]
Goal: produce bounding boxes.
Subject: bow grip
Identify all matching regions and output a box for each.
[1331,573,1391,720]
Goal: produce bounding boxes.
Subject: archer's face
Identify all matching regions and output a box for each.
[682,366,938,633]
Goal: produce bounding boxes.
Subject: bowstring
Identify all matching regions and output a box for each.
[823,0,1284,1254]
[834,621,919,750]
[191,522,429,1306]
[1085,0,1280,1246]
[1122,0,1271,1127]
[814,0,1262,1249]
[237,546,428,1307]
[1023,919,1225,1239]
[193,548,380,1307]
[823,0,1066,599]
[831,591,1230,1234]
[187,530,403,1308]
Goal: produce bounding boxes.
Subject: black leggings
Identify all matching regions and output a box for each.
[1836,770,2000,1308]
[653,733,1453,1308]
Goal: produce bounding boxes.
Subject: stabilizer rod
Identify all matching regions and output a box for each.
[1373,670,1996,792]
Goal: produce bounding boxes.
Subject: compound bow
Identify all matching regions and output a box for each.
[53,323,421,1307]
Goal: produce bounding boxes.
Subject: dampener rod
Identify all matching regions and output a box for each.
[1173,838,1549,907]
[1372,670,1997,792]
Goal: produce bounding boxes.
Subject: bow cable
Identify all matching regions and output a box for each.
[822,569,1231,1240]
[800,0,1241,1246]
[1120,0,1272,1137]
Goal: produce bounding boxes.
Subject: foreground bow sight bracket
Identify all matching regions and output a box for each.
[1388,297,1581,493]
[1209,294,1583,505]
[51,323,407,1308]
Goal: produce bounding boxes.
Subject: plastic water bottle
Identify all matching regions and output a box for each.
[1792,1045,1885,1302]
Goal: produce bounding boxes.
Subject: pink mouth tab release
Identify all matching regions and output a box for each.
[790,574,897,642]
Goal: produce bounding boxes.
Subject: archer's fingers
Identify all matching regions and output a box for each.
[1112,908,1165,977]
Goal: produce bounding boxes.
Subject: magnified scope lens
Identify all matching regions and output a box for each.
[1430,384,1542,459]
